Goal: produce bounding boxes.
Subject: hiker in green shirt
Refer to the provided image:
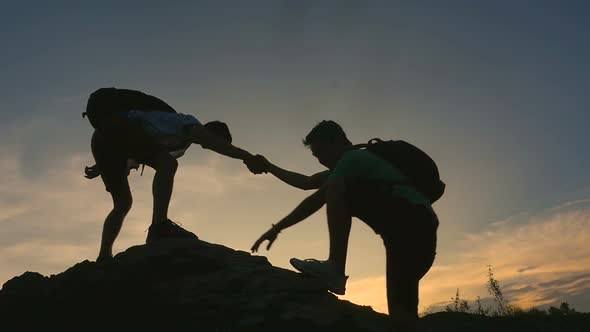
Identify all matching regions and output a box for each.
[248,120,440,331]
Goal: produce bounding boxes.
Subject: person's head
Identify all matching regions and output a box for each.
[303,120,352,169]
[204,121,232,144]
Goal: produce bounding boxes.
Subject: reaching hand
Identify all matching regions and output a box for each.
[251,226,280,253]
[84,164,100,179]
[244,154,270,174]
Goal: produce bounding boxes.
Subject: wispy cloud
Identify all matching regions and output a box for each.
[4,136,590,314]
[342,200,590,314]
[0,147,271,286]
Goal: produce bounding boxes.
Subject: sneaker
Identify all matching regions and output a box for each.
[290,258,348,295]
[146,219,199,244]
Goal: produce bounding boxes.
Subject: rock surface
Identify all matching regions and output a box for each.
[0,239,389,330]
[1,239,588,331]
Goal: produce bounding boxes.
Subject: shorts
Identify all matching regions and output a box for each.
[343,178,438,275]
[91,129,159,193]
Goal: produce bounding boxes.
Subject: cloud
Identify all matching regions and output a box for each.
[3,100,590,313]
[426,199,590,311]
[341,199,590,314]
[4,136,589,314]
[517,266,538,273]
[0,146,272,288]
[3,92,91,178]
[537,273,590,289]
[0,150,109,283]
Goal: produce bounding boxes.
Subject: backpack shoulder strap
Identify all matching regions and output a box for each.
[368,138,384,144]
[353,138,387,150]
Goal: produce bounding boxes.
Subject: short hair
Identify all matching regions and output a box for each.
[204,121,232,144]
[303,120,351,147]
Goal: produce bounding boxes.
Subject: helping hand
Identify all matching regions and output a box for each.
[251,225,280,253]
[244,154,270,174]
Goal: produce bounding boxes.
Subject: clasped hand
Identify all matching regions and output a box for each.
[244,154,270,174]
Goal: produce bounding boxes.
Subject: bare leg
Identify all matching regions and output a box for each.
[145,152,178,226]
[97,182,132,261]
[326,180,352,275]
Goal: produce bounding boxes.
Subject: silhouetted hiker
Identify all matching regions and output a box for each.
[249,120,444,330]
[83,87,263,262]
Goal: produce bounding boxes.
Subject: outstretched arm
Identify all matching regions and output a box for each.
[269,163,329,190]
[276,185,327,230]
[246,155,329,190]
[187,123,253,160]
[251,186,326,252]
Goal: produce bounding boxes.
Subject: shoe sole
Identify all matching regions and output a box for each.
[290,258,347,295]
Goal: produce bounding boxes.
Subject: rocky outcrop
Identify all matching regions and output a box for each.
[0,239,389,331]
[1,239,588,331]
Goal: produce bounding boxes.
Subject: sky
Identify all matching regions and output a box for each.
[1,0,590,314]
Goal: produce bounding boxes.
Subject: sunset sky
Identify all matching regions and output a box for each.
[1,1,589,314]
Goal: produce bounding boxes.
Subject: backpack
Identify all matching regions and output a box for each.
[83,87,177,131]
[358,138,445,203]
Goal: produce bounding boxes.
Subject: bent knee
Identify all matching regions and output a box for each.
[114,201,132,214]
[113,193,133,213]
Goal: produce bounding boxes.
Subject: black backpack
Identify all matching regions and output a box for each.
[83,87,177,131]
[358,138,445,203]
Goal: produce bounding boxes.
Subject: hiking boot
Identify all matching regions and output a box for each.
[290,258,348,295]
[146,219,199,244]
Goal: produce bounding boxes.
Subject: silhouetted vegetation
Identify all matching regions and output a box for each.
[442,265,585,318]
[2,243,588,331]
[446,288,470,313]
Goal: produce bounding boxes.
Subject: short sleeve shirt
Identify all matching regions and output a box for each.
[329,149,430,206]
[126,110,200,158]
